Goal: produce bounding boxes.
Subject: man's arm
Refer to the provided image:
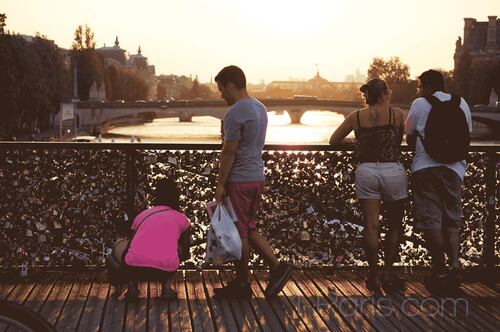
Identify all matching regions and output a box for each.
[404,101,418,150]
[215,140,239,202]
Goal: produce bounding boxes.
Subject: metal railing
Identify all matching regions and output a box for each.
[0,142,498,269]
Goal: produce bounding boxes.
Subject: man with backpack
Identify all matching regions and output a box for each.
[405,69,472,296]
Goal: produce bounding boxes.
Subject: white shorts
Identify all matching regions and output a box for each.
[355,162,408,201]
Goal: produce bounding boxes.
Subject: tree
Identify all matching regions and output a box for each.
[368,57,410,85]
[453,50,500,105]
[367,57,414,103]
[0,13,6,35]
[190,78,200,98]
[453,51,472,99]
[0,33,70,137]
[106,66,149,101]
[71,25,106,100]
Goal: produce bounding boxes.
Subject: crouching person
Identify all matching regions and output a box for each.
[123,177,190,301]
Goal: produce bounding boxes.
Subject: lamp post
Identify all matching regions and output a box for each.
[71,54,80,138]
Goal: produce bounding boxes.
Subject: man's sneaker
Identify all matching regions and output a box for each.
[214,279,252,299]
[423,273,448,297]
[264,263,292,297]
[425,269,462,297]
[447,267,462,288]
[160,287,178,300]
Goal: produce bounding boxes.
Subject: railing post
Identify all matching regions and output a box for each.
[482,151,498,269]
[125,148,138,227]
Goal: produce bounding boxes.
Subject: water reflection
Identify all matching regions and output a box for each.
[106,110,350,144]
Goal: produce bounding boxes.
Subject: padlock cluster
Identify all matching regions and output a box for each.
[0,148,493,269]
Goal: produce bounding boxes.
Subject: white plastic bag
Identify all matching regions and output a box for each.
[204,199,242,265]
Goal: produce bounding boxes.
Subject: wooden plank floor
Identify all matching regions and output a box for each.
[0,270,498,332]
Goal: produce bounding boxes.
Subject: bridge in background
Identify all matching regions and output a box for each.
[471,106,500,136]
[53,99,364,133]
[53,99,500,137]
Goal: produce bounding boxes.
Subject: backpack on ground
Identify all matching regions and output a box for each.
[418,94,470,163]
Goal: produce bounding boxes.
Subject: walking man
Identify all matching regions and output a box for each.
[213,65,291,298]
[405,69,472,296]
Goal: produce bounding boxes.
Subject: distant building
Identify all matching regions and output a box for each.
[268,70,360,92]
[96,37,157,100]
[454,16,500,70]
[344,69,367,83]
[157,75,193,99]
[96,36,129,66]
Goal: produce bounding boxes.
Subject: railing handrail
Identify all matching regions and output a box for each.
[1,141,499,152]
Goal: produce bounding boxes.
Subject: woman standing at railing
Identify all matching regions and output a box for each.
[329,78,407,296]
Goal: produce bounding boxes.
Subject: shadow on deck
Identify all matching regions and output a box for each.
[0,269,498,331]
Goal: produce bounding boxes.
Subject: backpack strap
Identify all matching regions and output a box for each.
[356,110,362,129]
[450,94,461,108]
[423,94,440,106]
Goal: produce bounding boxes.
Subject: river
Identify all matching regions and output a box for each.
[105,110,349,144]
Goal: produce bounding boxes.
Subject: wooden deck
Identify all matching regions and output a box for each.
[0,269,498,331]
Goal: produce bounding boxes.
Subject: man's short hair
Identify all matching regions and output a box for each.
[214,65,246,89]
[418,69,445,93]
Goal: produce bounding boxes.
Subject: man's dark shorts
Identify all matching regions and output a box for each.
[226,181,265,239]
[412,166,463,233]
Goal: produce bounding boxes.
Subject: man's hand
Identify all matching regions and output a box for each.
[215,183,226,203]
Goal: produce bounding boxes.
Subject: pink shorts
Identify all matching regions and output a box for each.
[226,181,265,239]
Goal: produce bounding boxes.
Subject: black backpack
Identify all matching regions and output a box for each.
[418,94,470,164]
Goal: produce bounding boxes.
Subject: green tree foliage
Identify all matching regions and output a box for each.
[189,78,217,99]
[367,56,415,104]
[0,13,6,35]
[453,55,500,105]
[106,66,149,101]
[157,84,167,100]
[71,25,105,100]
[0,31,70,138]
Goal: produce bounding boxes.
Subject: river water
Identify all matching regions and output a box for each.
[105,110,349,144]
[104,110,498,144]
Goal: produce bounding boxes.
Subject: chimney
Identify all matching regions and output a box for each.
[486,16,497,52]
[463,18,476,50]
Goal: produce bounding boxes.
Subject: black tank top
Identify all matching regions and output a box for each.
[354,107,403,163]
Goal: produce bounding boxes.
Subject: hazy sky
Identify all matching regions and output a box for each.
[3,0,499,83]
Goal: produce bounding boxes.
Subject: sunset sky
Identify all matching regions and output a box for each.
[2,0,499,83]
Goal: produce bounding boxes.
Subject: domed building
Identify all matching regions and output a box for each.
[305,70,330,90]
[129,46,148,71]
[129,46,157,99]
[96,36,129,67]
[96,37,157,100]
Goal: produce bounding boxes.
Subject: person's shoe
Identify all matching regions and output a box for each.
[444,267,462,296]
[124,287,139,302]
[423,273,448,297]
[214,279,252,299]
[381,273,406,294]
[447,267,462,288]
[160,287,178,300]
[264,263,292,297]
[365,275,384,298]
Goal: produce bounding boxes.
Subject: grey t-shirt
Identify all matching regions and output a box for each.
[224,98,267,182]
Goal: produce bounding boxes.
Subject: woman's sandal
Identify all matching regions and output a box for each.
[124,288,139,302]
[382,274,406,293]
[365,275,384,297]
[160,287,178,300]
